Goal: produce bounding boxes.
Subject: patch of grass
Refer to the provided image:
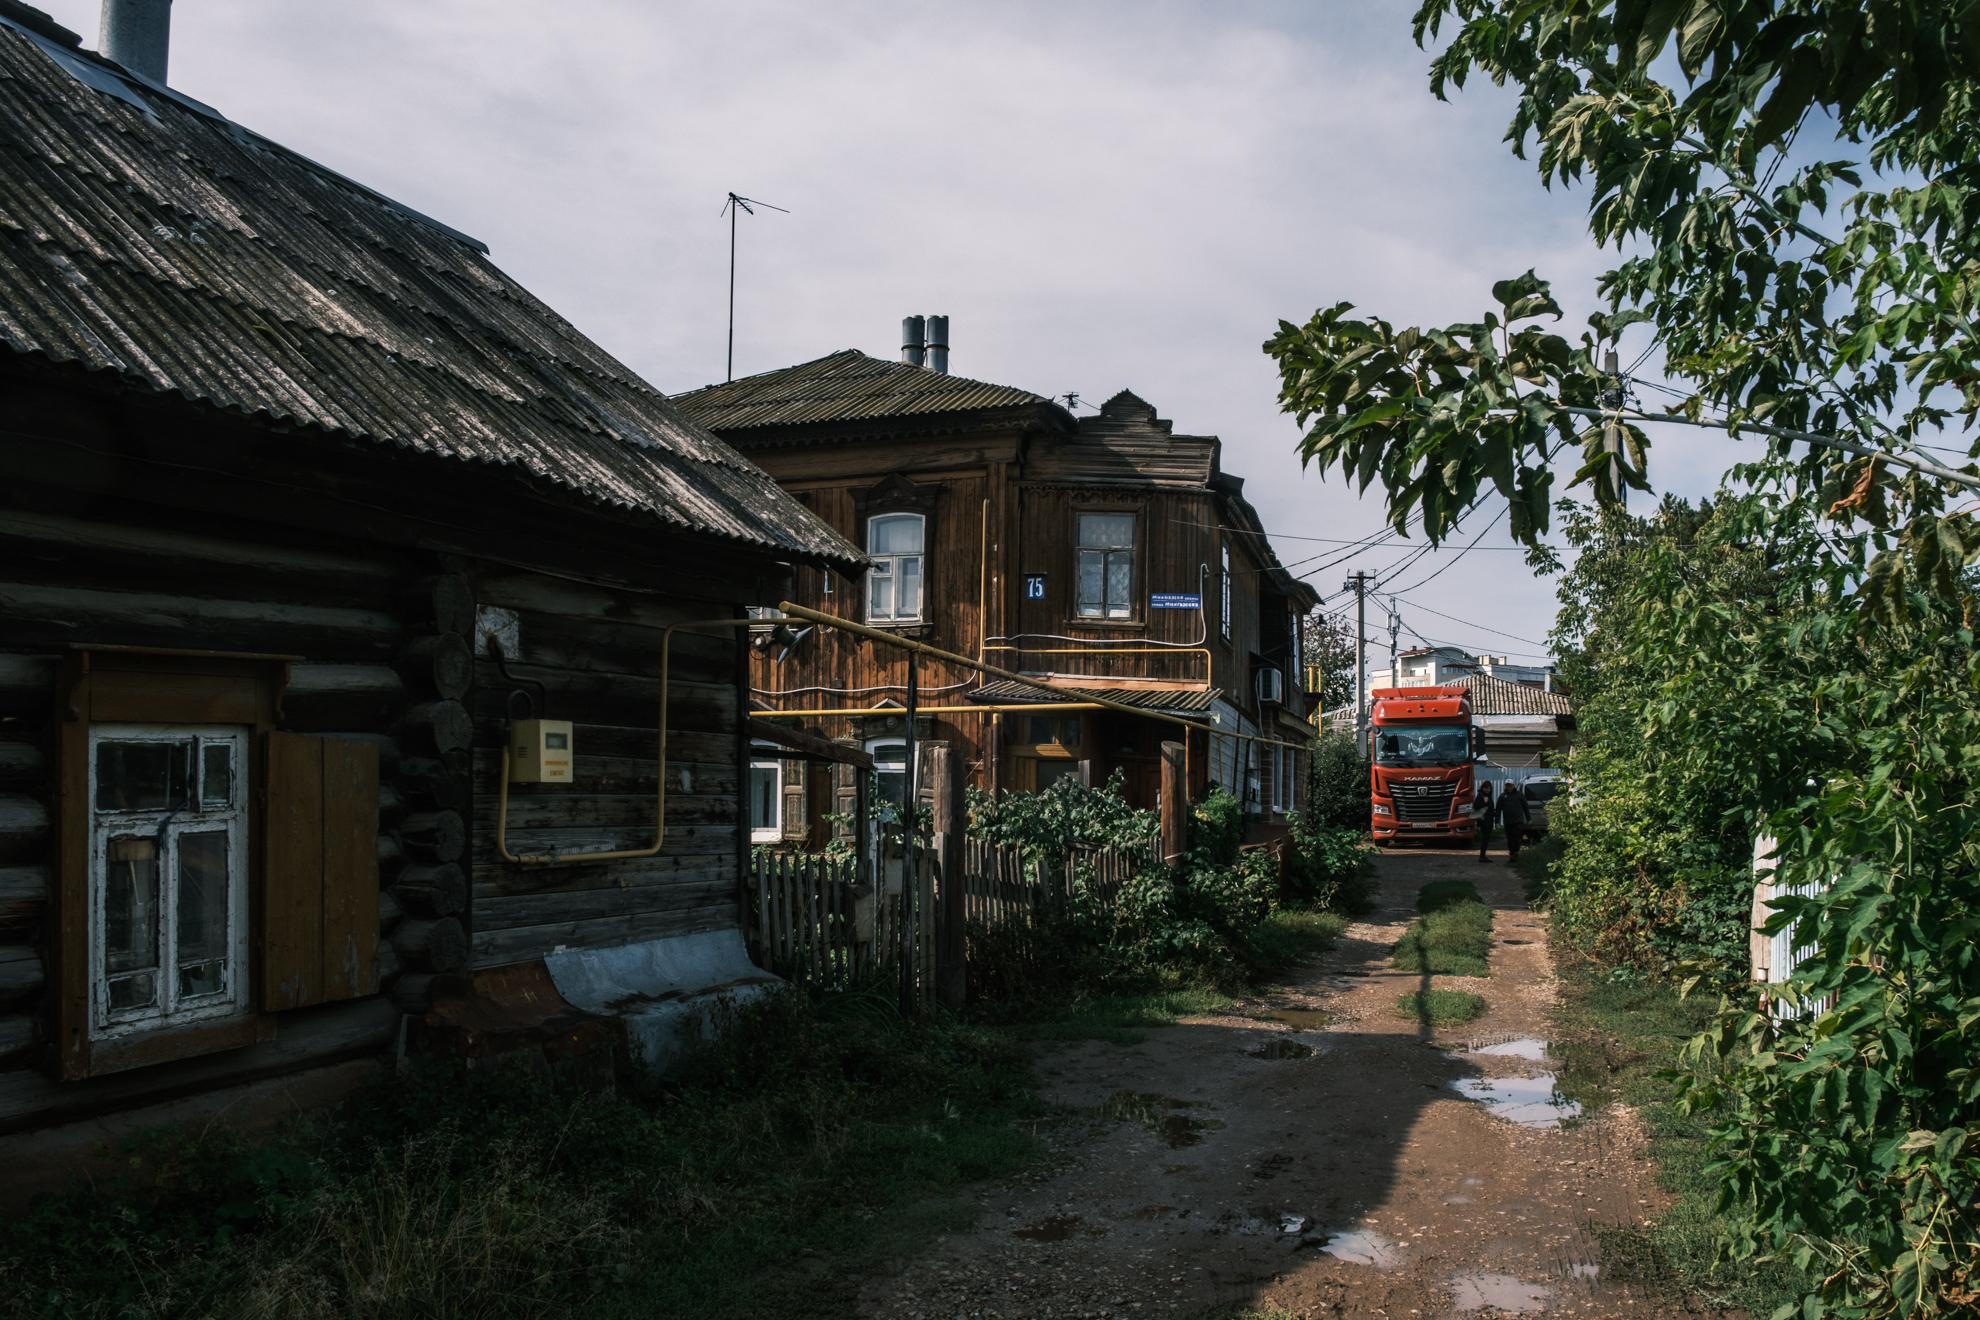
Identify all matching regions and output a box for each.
[1019,907,1349,1043]
[0,986,1041,1320]
[1248,906,1350,970]
[1513,831,1564,906]
[1416,877,1483,913]
[1018,986,1236,1043]
[1397,987,1486,1025]
[1543,893,1810,1315]
[1392,893,1493,977]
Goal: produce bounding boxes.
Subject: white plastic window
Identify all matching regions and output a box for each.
[89,725,250,1036]
[866,513,926,623]
[748,758,782,843]
[1075,512,1135,619]
[867,738,909,819]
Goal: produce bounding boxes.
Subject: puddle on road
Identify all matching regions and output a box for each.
[1449,1073,1583,1127]
[1450,1271,1553,1313]
[1249,1037,1317,1059]
[1011,1213,1089,1243]
[1261,1006,1337,1031]
[1097,1091,1225,1148]
[1466,1036,1551,1062]
[1316,1226,1403,1269]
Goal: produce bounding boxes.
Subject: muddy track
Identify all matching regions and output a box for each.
[857,846,1687,1319]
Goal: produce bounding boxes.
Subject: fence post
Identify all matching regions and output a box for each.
[929,744,967,1010]
[1160,739,1188,863]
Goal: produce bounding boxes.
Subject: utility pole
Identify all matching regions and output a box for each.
[1344,571,1373,754]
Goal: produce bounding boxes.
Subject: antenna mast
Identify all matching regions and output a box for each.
[721,192,789,382]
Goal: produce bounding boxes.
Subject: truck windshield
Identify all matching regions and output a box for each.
[1373,724,1470,766]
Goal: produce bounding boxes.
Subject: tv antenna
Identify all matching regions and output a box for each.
[721,192,789,382]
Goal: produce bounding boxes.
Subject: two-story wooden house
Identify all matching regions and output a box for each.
[674,327,1319,839]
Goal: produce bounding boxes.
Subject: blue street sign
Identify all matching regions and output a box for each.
[1023,574,1047,600]
[1151,593,1201,610]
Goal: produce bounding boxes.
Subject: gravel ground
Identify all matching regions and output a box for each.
[856,845,1703,1319]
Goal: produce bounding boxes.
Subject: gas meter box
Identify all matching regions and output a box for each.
[510,718,574,784]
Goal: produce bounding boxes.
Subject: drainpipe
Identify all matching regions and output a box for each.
[100,0,171,83]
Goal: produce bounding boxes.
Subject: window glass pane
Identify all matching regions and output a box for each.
[104,836,160,1010]
[869,514,923,555]
[869,568,895,619]
[871,743,907,770]
[1078,513,1134,550]
[95,740,191,811]
[200,741,233,810]
[1105,553,1132,614]
[1034,760,1081,791]
[749,763,778,832]
[176,829,231,998]
[1059,718,1082,747]
[898,557,922,618]
[1076,551,1104,615]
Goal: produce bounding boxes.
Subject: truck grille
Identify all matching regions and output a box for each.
[1390,781,1456,822]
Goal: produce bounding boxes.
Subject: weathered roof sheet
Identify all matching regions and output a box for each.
[0,15,859,568]
[1455,673,1573,717]
[971,678,1218,715]
[673,349,1060,436]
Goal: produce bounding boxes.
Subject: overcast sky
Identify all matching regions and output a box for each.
[40,0,1745,666]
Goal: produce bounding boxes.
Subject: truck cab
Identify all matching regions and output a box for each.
[1368,685,1483,845]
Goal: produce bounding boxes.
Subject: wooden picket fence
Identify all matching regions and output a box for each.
[747,836,1149,1003]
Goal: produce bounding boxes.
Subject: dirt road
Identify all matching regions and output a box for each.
[859,845,1681,1318]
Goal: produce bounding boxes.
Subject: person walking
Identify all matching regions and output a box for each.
[1498,779,1530,863]
[1473,781,1495,862]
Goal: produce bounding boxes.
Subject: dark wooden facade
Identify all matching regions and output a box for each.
[0,9,854,1143]
[677,365,1321,829]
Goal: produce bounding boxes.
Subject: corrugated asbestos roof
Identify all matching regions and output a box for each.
[0,17,860,569]
[673,349,1057,434]
[1455,673,1573,717]
[972,678,1218,715]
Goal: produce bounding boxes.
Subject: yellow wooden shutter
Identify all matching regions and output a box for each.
[263,733,379,1009]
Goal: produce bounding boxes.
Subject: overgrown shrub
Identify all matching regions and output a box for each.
[1304,731,1370,831]
[1286,814,1375,911]
[965,770,1157,860]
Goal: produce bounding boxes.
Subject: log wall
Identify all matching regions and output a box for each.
[465,572,746,968]
[0,496,418,1131]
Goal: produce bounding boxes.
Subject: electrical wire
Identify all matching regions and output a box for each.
[1380,505,1511,596]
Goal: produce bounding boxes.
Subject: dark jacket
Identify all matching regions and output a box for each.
[1498,789,1530,828]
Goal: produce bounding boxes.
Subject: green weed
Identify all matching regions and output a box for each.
[1396,987,1486,1025]
[1392,894,1493,977]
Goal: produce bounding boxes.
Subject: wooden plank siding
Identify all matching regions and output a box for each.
[733,391,1315,817]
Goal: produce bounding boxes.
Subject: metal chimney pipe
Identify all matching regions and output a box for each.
[900,315,926,367]
[100,0,172,83]
[925,314,949,374]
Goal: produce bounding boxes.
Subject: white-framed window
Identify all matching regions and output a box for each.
[1220,541,1234,639]
[89,725,250,1037]
[867,738,909,819]
[1075,511,1136,619]
[748,757,782,843]
[866,513,926,623]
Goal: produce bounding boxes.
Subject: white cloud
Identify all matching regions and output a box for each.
[34,0,1747,656]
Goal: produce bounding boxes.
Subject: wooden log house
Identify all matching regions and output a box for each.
[0,4,859,1148]
[673,328,1321,841]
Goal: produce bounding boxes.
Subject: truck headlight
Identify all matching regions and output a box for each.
[1373,802,1393,816]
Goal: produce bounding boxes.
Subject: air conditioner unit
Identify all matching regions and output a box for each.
[1254,667,1285,705]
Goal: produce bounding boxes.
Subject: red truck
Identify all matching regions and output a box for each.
[1367,684,1484,845]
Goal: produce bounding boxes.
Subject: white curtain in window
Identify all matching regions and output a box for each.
[1076,512,1135,619]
